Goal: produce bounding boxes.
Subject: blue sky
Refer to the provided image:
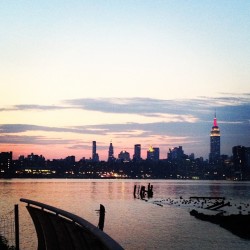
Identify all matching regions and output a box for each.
[0,1,249,160]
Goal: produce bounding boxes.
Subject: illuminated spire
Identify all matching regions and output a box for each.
[213,111,218,127]
[210,111,220,164]
[148,145,154,153]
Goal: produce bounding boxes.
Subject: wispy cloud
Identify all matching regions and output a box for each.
[65,97,205,116]
[1,95,250,123]
[0,97,220,115]
[0,122,204,140]
[0,134,77,145]
[0,124,75,134]
[0,124,113,136]
[0,104,71,112]
[46,96,250,122]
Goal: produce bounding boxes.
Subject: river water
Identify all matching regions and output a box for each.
[1,179,250,249]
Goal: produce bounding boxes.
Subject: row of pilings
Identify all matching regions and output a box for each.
[134,183,153,199]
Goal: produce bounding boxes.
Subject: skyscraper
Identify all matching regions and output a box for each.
[153,147,160,161]
[108,141,115,162]
[92,141,99,162]
[92,141,96,158]
[118,150,131,162]
[209,113,220,164]
[133,144,141,161]
[147,146,160,161]
[168,146,184,160]
[233,145,246,171]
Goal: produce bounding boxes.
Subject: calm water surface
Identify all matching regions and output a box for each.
[1,179,250,249]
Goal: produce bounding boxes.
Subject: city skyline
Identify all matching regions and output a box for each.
[0,1,250,160]
[1,129,249,162]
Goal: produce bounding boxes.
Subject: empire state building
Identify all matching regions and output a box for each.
[209,113,221,164]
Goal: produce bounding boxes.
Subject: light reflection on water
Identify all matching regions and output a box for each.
[1,179,250,249]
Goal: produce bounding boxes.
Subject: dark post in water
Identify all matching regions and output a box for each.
[133,184,137,198]
[147,183,153,198]
[15,204,19,250]
[98,204,105,231]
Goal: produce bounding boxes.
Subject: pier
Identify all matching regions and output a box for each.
[20,198,123,250]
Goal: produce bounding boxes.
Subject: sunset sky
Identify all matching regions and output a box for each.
[1,0,250,160]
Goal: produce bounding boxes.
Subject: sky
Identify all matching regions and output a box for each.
[0,0,250,160]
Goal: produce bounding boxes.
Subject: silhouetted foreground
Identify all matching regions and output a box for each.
[0,235,14,250]
[190,209,250,239]
[20,198,123,250]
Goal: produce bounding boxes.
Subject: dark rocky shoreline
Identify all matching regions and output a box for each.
[190,209,250,239]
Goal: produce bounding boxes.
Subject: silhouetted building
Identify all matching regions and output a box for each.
[26,153,46,169]
[209,113,220,164]
[92,141,99,162]
[65,156,75,163]
[0,151,12,173]
[108,141,115,162]
[189,153,195,160]
[153,147,160,161]
[133,144,141,161]
[118,151,130,162]
[246,147,250,169]
[233,145,249,174]
[168,146,184,160]
[147,146,160,161]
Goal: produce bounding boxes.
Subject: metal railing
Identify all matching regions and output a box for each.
[20,198,123,250]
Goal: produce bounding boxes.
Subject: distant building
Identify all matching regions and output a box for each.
[26,153,46,169]
[168,146,184,160]
[118,151,131,162]
[108,141,115,162]
[133,144,141,161]
[0,151,12,173]
[209,113,220,164]
[92,141,99,162]
[153,147,160,161]
[247,147,250,169]
[189,153,195,160]
[233,145,249,173]
[65,155,75,163]
[147,146,160,161]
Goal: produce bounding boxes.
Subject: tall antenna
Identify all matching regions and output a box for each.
[213,109,218,127]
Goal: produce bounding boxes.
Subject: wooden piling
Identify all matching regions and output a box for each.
[140,186,146,199]
[98,204,105,231]
[147,183,153,198]
[15,204,19,250]
[133,185,137,198]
